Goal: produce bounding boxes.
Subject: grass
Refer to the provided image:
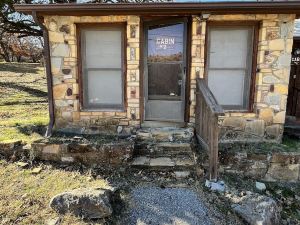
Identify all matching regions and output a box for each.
[0,63,111,224]
[0,62,49,143]
[0,160,109,225]
[281,136,300,151]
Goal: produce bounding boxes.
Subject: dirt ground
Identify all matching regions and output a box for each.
[0,62,299,225]
[0,160,109,225]
[0,156,245,225]
[0,62,241,225]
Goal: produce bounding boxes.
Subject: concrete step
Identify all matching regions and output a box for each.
[134,142,194,158]
[131,155,195,171]
[136,127,194,143]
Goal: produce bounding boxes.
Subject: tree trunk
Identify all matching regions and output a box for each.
[1,53,10,62]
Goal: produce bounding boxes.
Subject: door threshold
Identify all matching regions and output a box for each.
[141,121,186,128]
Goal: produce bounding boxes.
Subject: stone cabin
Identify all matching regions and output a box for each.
[15,2,300,143]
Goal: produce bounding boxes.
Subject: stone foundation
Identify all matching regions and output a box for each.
[30,137,134,166]
[219,145,300,182]
[45,15,140,134]
[0,140,23,158]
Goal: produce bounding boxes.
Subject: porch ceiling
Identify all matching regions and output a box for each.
[14,2,300,17]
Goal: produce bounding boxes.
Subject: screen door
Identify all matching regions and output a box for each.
[144,20,187,122]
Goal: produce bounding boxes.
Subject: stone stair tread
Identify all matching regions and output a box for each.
[135,142,192,149]
[156,142,191,147]
[132,127,196,172]
[174,157,195,166]
[149,157,175,167]
[136,127,194,142]
[131,156,195,168]
[131,156,150,166]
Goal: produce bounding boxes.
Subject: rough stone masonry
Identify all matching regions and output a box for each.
[45,13,295,142]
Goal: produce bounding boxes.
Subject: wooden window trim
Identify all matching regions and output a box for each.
[76,23,127,112]
[204,21,259,113]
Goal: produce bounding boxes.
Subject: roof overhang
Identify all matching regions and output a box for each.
[14,2,300,17]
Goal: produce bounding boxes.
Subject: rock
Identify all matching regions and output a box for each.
[265,163,300,182]
[256,181,267,192]
[31,167,42,174]
[46,217,61,225]
[49,188,113,219]
[16,162,29,168]
[205,180,225,192]
[245,120,265,137]
[0,140,22,158]
[131,156,150,166]
[149,157,175,167]
[195,166,204,177]
[231,192,280,225]
[174,171,190,179]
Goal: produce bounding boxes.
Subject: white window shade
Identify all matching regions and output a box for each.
[209,29,249,69]
[85,30,122,69]
[295,19,300,37]
[87,70,122,105]
[207,27,253,110]
[208,70,245,106]
[81,27,124,109]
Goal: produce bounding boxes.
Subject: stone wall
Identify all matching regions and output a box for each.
[44,15,140,134]
[219,148,300,182]
[31,140,134,166]
[45,14,295,141]
[191,14,296,142]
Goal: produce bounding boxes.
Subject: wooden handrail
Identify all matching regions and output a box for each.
[195,78,224,180]
[196,79,224,115]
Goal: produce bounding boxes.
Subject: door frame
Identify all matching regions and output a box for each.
[142,17,188,123]
[287,38,300,119]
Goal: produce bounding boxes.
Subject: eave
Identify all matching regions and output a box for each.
[14,2,300,17]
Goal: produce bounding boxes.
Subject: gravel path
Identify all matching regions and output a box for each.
[124,187,212,225]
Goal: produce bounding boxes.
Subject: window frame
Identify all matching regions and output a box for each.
[77,23,126,111]
[205,21,259,112]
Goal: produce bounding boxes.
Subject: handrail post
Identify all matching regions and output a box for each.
[195,78,224,180]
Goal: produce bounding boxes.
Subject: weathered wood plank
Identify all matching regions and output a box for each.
[195,78,224,180]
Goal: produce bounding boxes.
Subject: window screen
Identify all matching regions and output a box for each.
[81,27,124,109]
[207,27,253,110]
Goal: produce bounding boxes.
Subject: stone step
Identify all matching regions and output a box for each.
[131,156,195,171]
[136,127,194,143]
[134,142,194,157]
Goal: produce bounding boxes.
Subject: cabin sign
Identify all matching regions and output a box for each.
[156,37,175,50]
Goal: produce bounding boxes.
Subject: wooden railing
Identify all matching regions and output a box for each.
[195,78,224,180]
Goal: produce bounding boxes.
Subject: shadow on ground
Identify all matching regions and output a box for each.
[16,124,47,136]
[0,63,40,74]
[0,82,47,98]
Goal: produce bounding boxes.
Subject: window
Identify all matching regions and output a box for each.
[80,25,124,110]
[207,25,254,110]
